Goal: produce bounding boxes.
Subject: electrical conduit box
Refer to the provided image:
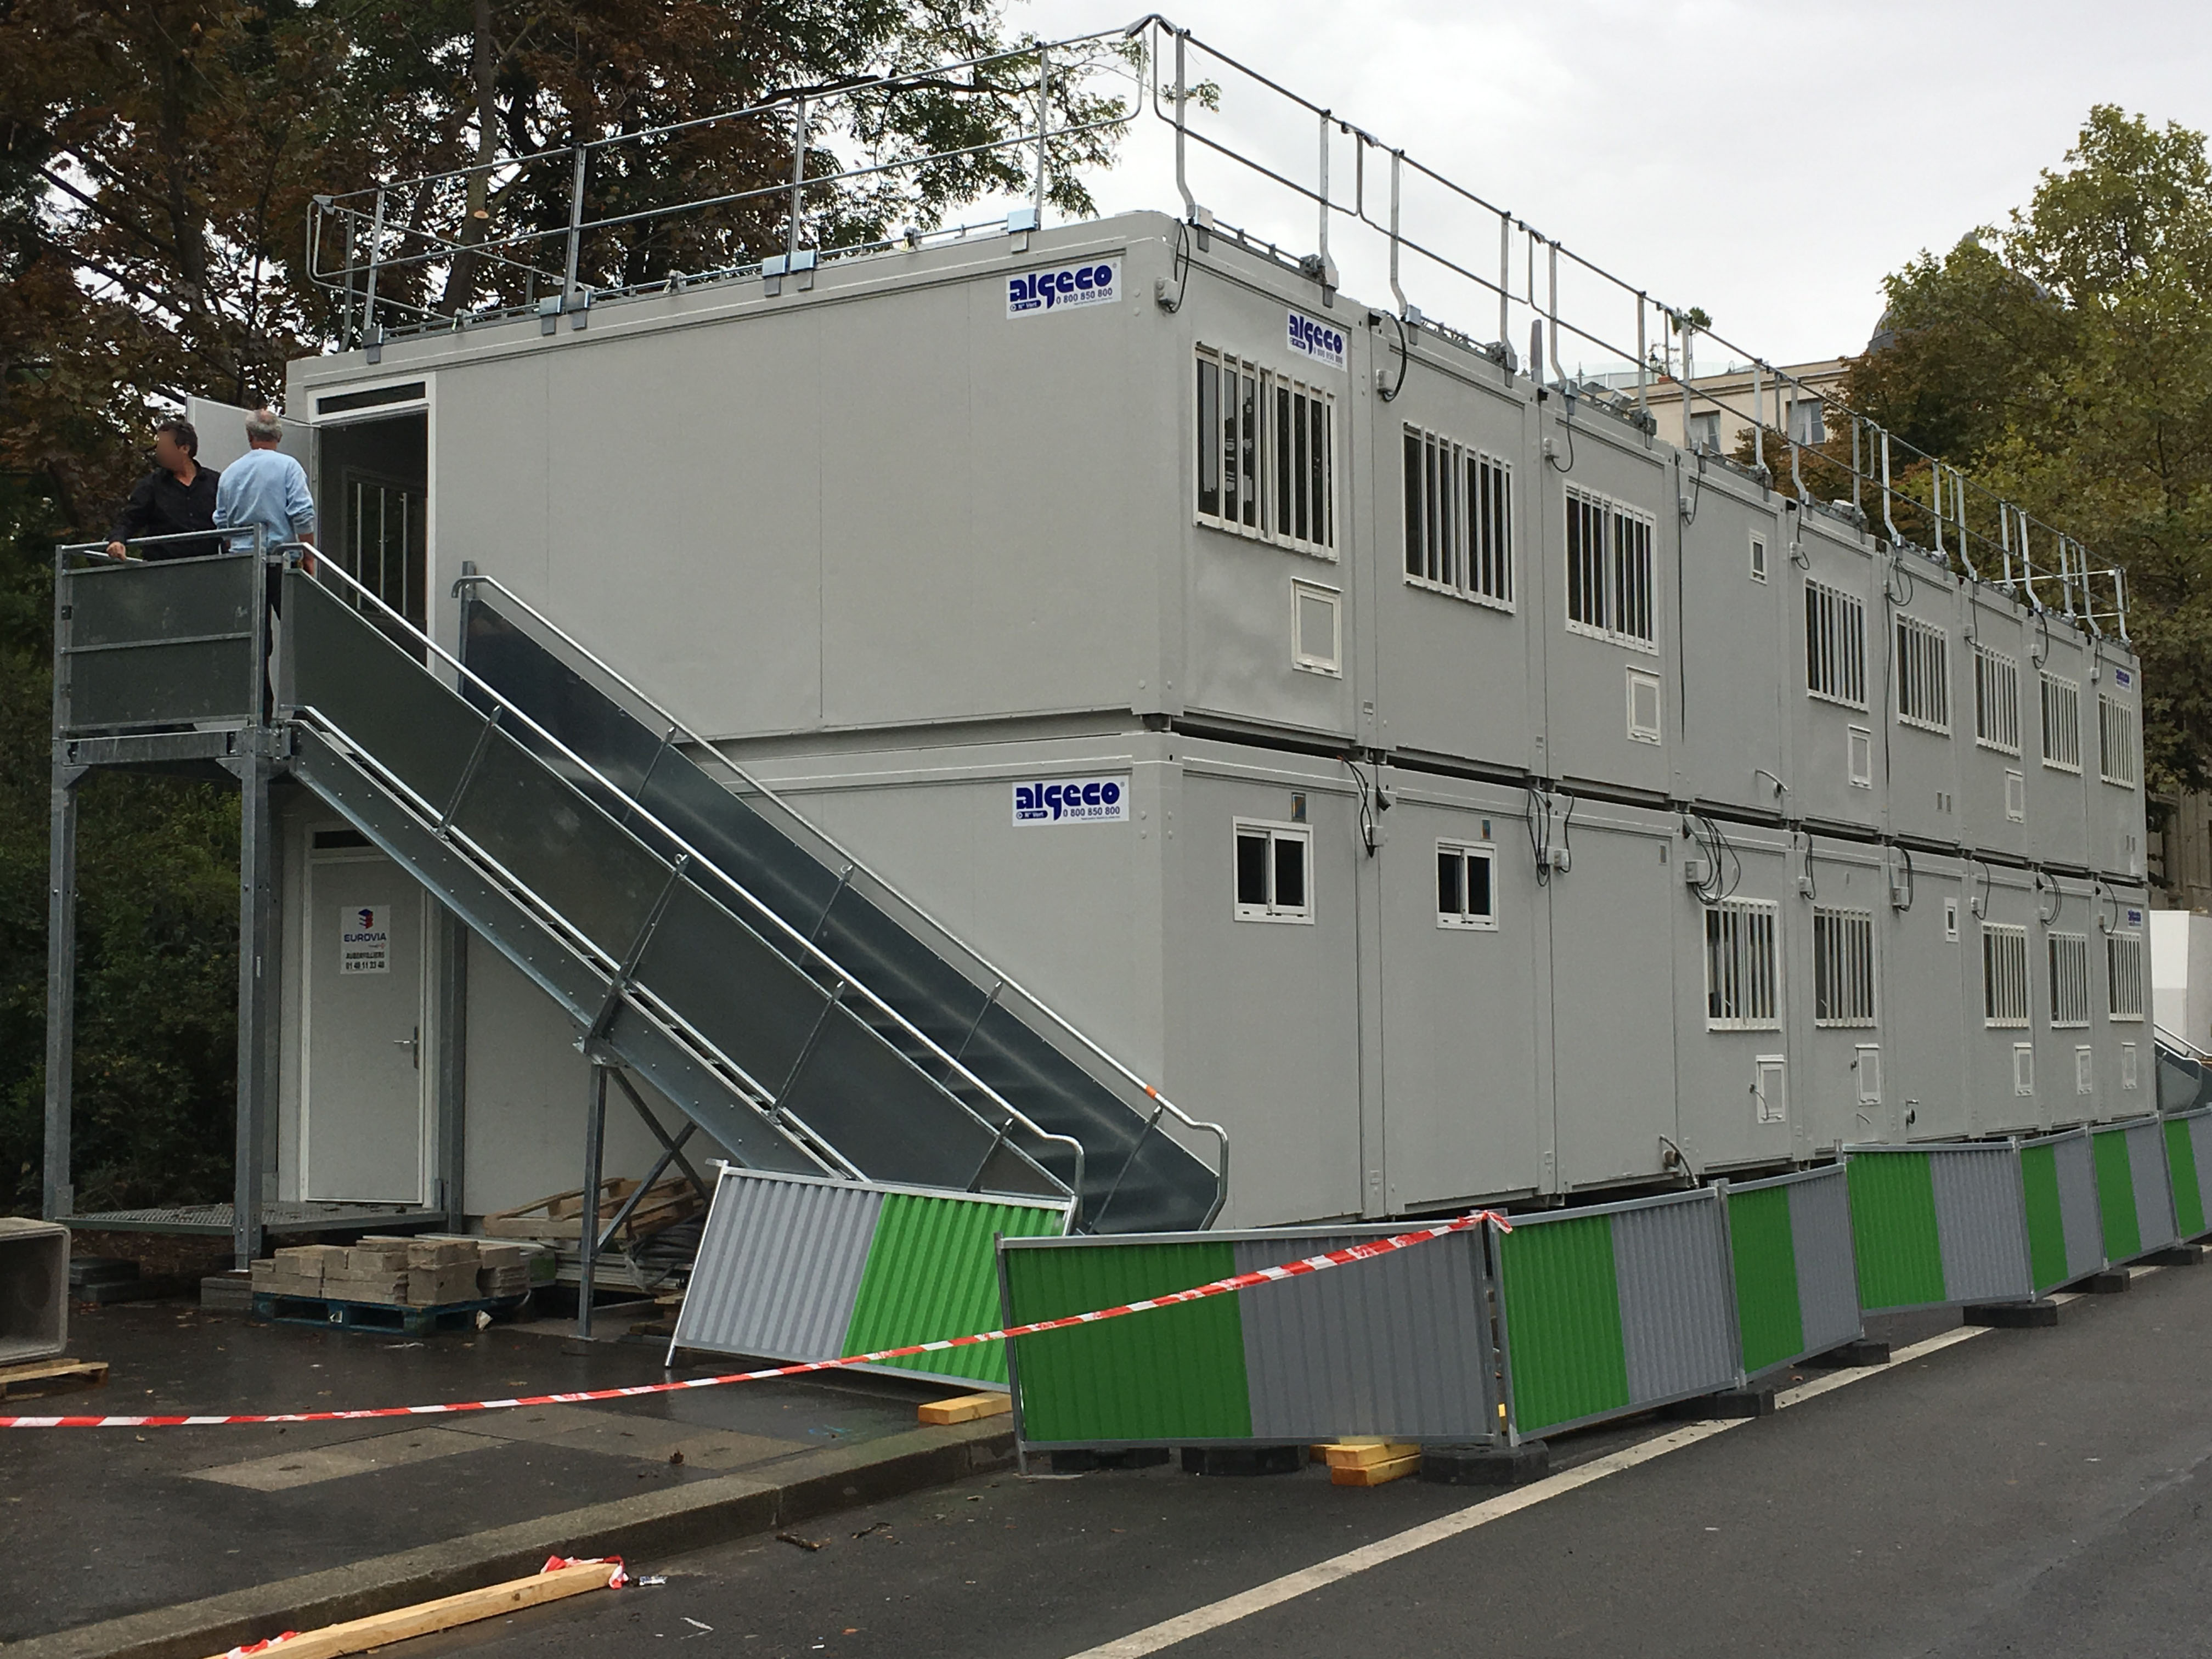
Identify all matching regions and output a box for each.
[0,1218,69,1365]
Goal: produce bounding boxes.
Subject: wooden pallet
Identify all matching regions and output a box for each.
[0,1358,109,1403]
[251,1291,530,1336]
[483,1177,700,1243]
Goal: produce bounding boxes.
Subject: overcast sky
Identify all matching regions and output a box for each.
[1013,1,2212,369]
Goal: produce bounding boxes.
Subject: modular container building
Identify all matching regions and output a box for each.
[43,21,2153,1265]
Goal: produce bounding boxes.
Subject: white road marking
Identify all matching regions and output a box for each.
[1058,1291,2147,1659]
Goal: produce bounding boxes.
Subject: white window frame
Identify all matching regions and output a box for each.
[2013,1042,2035,1097]
[1233,820,1313,924]
[2047,932,2091,1028]
[2040,672,2082,772]
[1973,644,2022,755]
[1855,1045,1883,1107]
[1705,898,1782,1031]
[1291,579,1341,677]
[2098,694,2138,787]
[2005,769,2025,822]
[2107,932,2146,1022]
[1748,532,1768,583]
[1787,397,1826,446]
[1944,898,1960,942]
[1194,346,1336,559]
[1564,484,1657,651]
[1402,425,1514,611]
[1804,579,1867,709]
[2122,1040,2140,1090]
[1689,410,1721,453]
[1626,668,1663,745]
[1847,725,1873,788]
[1982,923,2030,1029]
[2075,1045,2095,1097]
[1436,840,1498,931]
[1812,906,1877,1028]
[1894,613,1950,734]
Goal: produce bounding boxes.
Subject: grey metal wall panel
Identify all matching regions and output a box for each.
[675,1170,882,1361]
[2124,1119,2179,1253]
[1783,1167,1863,1358]
[1928,1146,2033,1304]
[2052,1132,2106,1281]
[1609,1193,1740,1404]
[1231,1232,1498,1442]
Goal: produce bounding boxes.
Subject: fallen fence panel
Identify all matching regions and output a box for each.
[1492,1188,1741,1440]
[1722,1165,1862,1379]
[998,1224,1502,1451]
[674,1166,1070,1387]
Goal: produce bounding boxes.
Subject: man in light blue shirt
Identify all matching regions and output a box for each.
[213,408,318,554]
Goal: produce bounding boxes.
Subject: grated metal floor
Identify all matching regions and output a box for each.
[66,1201,443,1235]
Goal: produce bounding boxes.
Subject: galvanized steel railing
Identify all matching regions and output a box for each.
[283,551,1091,1212]
[449,570,1229,1230]
[303,15,2125,644]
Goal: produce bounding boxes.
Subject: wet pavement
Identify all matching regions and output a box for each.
[0,1294,953,1644]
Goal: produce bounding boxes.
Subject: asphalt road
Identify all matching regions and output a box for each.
[407,1263,2212,1659]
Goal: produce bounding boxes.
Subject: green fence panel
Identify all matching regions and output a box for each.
[1727,1183,1804,1376]
[1497,1214,1630,1435]
[2092,1129,2143,1264]
[1846,1152,1946,1311]
[1003,1241,1249,1444]
[2169,1117,2208,1241]
[2019,1143,2070,1294]
[843,1192,1064,1385]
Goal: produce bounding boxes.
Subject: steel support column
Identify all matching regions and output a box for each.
[42,765,82,1222]
[577,1058,608,1340]
[435,915,469,1224]
[229,742,275,1268]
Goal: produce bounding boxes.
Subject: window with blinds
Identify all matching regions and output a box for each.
[1974,645,2021,754]
[1564,484,1656,649]
[2047,933,2090,1028]
[1983,924,2030,1028]
[1895,614,1950,733]
[1805,580,1867,708]
[1705,899,1781,1030]
[2041,673,2081,772]
[1403,427,1513,609]
[1195,347,1335,557]
[1813,907,1876,1026]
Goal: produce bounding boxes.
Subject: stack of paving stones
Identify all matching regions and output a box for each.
[249,1237,507,1307]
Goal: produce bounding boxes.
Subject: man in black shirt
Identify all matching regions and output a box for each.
[106,419,221,560]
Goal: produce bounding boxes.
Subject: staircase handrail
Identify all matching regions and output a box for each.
[289,551,1087,1209]
[2156,1023,2212,1062]
[451,570,1230,1218]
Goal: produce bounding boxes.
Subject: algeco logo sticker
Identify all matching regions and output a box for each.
[1007,259,1120,317]
[1286,308,1346,370]
[2113,667,2133,690]
[1012,776,1130,826]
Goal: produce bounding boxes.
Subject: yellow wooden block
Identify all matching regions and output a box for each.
[917,1391,1013,1426]
[1331,1451,1423,1487]
[1320,1440,1420,1470]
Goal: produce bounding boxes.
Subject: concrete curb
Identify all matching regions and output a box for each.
[11,1418,1017,1659]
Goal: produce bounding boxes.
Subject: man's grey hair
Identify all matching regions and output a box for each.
[245,408,285,443]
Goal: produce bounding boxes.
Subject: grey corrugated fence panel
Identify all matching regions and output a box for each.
[1229,1232,1499,1443]
[2050,1131,2106,1283]
[673,1167,883,1361]
[1928,1143,2036,1305]
[1609,1189,1743,1406]
[2122,1118,2180,1255]
[1733,1164,1863,1364]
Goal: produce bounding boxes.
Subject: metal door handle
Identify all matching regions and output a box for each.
[394,1026,420,1068]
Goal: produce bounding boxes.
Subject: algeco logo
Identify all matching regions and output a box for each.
[1007,259,1120,317]
[1286,308,1346,370]
[1011,776,1130,827]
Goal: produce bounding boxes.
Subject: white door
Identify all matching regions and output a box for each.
[302,838,428,1202]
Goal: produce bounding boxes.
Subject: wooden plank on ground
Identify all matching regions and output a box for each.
[1318,1440,1419,1470]
[196,1560,617,1659]
[0,1359,108,1402]
[917,1391,1012,1426]
[1330,1451,1423,1487]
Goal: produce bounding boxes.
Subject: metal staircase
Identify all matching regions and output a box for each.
[279,559,1224,1232]
[447,574,1227,1234]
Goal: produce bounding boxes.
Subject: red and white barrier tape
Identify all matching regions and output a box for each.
[1,1210,1508,1429]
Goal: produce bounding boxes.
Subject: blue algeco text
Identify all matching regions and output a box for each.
[1008,263,1118,312]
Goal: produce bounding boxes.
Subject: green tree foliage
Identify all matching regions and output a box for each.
[1843,106,2212,794]
[0,1,1117,1212]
